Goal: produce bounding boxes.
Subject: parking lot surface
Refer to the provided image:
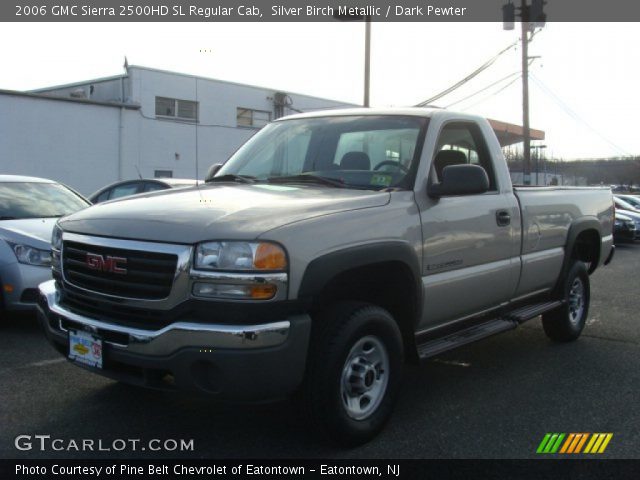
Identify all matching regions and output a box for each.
[1,243,639,459]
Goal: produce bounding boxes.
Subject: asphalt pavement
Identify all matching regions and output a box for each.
[1,243,639,459]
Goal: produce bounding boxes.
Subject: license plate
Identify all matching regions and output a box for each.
[68,329,103,369]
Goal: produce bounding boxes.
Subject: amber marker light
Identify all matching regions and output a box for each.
[249,284,278,300]
[254,243,287,270]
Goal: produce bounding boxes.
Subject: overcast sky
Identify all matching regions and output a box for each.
[0,22,636,159]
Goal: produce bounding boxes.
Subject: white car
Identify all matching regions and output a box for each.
[0,175,90,312]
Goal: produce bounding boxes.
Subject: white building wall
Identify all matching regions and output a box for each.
[0,93,121,195]
[1,66,354,194]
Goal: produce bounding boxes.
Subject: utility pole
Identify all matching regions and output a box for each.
[334,13,371,107]
[520,1,531,185]
[364,16,371,107]
[503,0,546,185]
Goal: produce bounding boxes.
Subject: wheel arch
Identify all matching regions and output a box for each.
[298,242,423,362]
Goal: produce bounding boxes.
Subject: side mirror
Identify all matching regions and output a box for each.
[204,164,223,183]
[428,164,489,198]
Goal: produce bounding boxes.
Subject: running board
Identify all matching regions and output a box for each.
[417,318,516,359]
[416,300,564,359]
[506,300,563,323]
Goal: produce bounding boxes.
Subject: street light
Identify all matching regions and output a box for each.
[334,13,371,107]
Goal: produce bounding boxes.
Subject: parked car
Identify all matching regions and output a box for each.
[88,178,199,204]
[39,108,614,445]
[615,194,640,210]
[0,175,90,312]
[614,212,637,243]
[613,203,640,236]
[614,197,640,214]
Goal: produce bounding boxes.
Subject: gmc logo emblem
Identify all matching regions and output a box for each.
[85,253,128,274]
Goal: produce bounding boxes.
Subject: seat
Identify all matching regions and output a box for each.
[433,150,467,180]
[340,151,371,170]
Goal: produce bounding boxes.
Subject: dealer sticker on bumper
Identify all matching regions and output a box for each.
[68,329,103,369]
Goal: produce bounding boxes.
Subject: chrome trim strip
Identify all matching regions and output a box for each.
[39,280,293,354]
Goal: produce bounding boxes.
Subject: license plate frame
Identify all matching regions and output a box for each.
[68,329,103,369]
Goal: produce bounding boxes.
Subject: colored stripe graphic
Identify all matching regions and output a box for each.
[538,433,613,454]
[537,433,565,454]
[584,433,613,454]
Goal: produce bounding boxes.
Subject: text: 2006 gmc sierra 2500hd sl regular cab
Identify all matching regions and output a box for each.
[38,108,615,445]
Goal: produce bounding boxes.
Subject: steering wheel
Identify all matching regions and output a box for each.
[374,161,409,173]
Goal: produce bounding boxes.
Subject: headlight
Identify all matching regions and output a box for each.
[51,224,63,250]
[8,243,52,267]
[194,241,287,271]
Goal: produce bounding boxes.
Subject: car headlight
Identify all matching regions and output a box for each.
[194,241,287,271]
[8,242,52,267]
[51,224,63,251]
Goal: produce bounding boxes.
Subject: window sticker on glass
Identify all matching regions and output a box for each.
[370,174,393,187]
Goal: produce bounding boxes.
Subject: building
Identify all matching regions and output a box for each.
[1,65,546,194]
[0,65,353,195]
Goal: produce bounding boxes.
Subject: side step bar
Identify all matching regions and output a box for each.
[417,300,564,360]
[506,300,563,323]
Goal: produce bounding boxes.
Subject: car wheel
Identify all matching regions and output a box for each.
[301,301,403,446]
[542,260,590,342]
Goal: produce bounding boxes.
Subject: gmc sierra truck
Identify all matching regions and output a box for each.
[37,108,615,445]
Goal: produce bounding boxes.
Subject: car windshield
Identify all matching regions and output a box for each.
[216,115,427,190]
[0,182,89,220]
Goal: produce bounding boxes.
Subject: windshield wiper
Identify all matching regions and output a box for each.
[267,174,347,188]
[0,216,17,220]
[206,174,257,184]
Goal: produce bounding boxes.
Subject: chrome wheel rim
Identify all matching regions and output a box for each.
[568,277,585,325]
[340,335,389,420]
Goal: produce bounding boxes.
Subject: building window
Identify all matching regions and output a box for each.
[154,170,173,178]
[237,108,271,128]
[155,97,198,121]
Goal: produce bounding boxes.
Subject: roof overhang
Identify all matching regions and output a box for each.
[488,118,545,147]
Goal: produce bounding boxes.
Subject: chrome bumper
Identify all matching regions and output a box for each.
[37,279,298,356]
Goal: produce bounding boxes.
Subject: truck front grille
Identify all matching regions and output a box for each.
[62,240,178,300]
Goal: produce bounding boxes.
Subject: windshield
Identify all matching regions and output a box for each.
[0,182,89,220]
[217,115,427,190]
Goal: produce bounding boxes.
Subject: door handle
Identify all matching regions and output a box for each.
[496,210,511,226]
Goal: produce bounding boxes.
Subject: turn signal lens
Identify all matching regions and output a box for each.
[249,284,277,299]
[254,243,287,270]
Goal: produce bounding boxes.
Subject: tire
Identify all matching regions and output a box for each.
[542,260,590,342]
[301,301,404,446]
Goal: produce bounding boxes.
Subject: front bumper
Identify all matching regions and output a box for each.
[37,280,311,401]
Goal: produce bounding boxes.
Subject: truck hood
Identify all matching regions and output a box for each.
[59,183,390,244]
[0,218,58,250]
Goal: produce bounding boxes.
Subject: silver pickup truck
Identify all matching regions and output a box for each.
[38,108,614,445]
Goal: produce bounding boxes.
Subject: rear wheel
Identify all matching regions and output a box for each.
[302,302,403,446]
[542,260,590,342]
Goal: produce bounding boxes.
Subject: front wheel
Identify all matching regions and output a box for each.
[542,260,590,342]
[302,302,403,446]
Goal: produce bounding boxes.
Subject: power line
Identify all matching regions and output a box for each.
[459,74,522,111]
[529,74,630,156]
[452,58,536,110]
[444,70,521,108]
[414,40,518,107]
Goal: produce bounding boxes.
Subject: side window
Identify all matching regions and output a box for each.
[94,190,111,203]
[432,122,497,191]
[109,182,142,200]
[143,182,167,193]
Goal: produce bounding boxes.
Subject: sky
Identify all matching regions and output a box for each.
[0,21,637,159]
